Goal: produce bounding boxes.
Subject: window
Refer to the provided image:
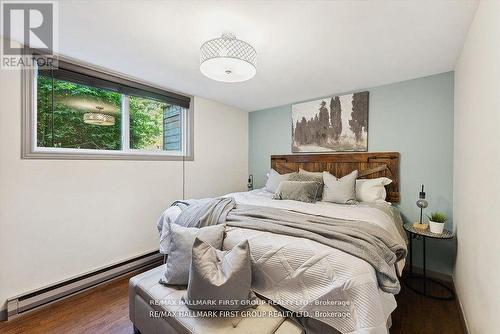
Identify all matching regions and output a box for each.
[130,96,172,151]
[37,75,122,150]
[23,57,192,160]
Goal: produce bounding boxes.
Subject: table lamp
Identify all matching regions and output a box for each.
[414,184,429,229]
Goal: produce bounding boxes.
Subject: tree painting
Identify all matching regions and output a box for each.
[292,91,368,152]
[330,96,342,141]
[349,92,369,142]
[318,101,330,145]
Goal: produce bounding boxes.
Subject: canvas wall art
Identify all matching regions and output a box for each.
[292,91,369,152]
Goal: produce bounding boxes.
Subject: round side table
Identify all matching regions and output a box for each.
[403,223,455,300]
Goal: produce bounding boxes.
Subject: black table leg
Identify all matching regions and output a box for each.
[404,232,455,300]
[409,232,413,276]
[423,236,426,295]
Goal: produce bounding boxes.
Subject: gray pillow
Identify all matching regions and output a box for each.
[298,168,323,180]
[161,223,225,285]
[322,170,358,204]
[264,169,295,193]
[273,180,320,203]
[291,169,324,200]
[185,238,255,310]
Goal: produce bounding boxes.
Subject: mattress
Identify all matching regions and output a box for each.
[157,189,407,334]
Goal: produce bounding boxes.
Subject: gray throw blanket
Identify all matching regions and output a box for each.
[173,197,406,294]
[173,197,236,227]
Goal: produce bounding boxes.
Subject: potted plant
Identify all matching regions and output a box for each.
[427,212,447,234]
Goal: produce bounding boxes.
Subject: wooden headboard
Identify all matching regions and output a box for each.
[271,152,400,203]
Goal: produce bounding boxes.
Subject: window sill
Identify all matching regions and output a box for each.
[22,147,193,161]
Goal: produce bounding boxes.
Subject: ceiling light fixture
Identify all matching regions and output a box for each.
[200,33,257,83]
[83,106,115,126]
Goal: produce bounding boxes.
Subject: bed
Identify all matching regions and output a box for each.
[144,152,407,334]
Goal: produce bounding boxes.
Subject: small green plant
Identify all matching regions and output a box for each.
[427,212,447,223]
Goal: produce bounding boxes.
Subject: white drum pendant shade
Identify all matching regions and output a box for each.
[200,33,257,83]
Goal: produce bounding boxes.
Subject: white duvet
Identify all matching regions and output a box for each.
[157,189,408,334]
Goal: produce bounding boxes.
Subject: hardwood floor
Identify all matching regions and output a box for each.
[0,273,466,334]
[392,277,465,334]
[0,274,135,334]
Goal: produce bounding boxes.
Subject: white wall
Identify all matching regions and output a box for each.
[0,69,248,311]
[186,97,249,199]
[453,1,500,333]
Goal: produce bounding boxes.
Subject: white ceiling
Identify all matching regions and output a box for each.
[57,0,478,111]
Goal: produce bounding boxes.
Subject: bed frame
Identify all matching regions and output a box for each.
[271,152,400,203]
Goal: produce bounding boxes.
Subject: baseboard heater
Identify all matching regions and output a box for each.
[6,251,162,320]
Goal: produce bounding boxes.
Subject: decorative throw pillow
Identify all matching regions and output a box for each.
[298,168,323,180]
[322,170,358,204]
[161,223,225,285]
[264,169,295,193]
[185,238,255,311]
[356,177,392,202]
[294,169,325,200]
[273,180,320,203]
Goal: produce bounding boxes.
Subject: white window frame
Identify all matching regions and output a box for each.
[21,56,194,161]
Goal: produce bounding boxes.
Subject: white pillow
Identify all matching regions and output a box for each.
[356,178,392,202]
[264,169,294,193]
[322,170,358,204]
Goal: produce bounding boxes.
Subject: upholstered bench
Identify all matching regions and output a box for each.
[129,265,305,334]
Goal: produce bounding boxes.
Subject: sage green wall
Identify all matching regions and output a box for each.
[249,72,455,275]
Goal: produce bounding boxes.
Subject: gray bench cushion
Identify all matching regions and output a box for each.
[129,265,304,334]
